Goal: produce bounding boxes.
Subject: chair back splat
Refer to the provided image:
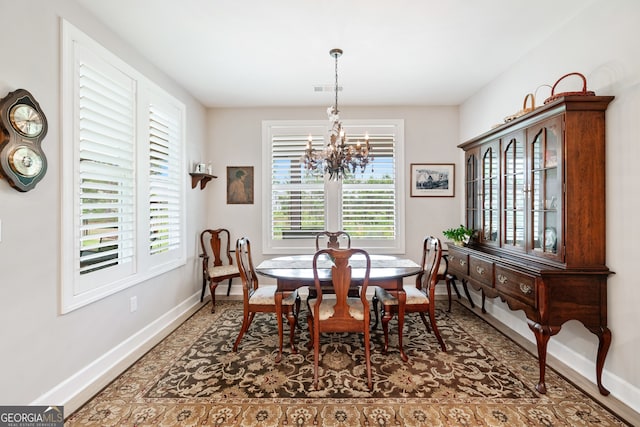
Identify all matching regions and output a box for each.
[199,228,240,311]
[315,230,351,250]
[307,248,372,390]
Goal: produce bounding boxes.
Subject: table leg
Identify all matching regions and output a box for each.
[275,290,284,363]
[397,289,408,362]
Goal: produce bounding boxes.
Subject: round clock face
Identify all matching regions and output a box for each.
[9,104,44,137]
[8,146,43,177]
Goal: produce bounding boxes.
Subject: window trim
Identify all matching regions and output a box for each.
[262,119,405,255]
[60,19,187,313]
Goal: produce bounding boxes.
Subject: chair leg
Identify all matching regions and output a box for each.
[418,312,432,333]
[295,294,302,329]
[371,294,380,330]
[286,307,297,354]
[448,274,462,299]
[364,327,373,391]
[461,278,476,309]
[200,276,207,302]
[381,305,392,354]
[226,278,233,296]
[428,305,446,352]
[313,323,320,390]
[445,277,453,312]
[233,311,255,351]
[306,311,314,350]
[209,281,219,313]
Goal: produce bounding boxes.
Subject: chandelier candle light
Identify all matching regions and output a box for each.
[303,48,372,180]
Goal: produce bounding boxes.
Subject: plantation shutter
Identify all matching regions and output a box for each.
[263,120,404,253]
[342,132,396,240]
[270,132,325,240]
[148,103,182,255]
[77,60,135,278]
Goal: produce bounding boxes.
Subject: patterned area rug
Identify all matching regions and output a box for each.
[67,301,628,426]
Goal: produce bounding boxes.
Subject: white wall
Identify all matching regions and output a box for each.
[205,106,460,272]
[459,0,640,412]
[2,0,637,416]
[0,0,208,411]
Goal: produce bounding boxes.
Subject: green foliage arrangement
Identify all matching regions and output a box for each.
[443,225,474,245]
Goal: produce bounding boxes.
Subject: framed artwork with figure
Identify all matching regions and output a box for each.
[227,166,254,204]
[410,163,455,197]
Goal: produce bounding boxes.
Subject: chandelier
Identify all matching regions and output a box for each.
[303,48,372,180]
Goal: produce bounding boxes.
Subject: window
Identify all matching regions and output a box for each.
[61,20,186,313]
[262,120,405,254]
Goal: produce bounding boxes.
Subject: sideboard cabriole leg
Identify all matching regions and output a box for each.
[592,326,612,396]
[528,321,561,394]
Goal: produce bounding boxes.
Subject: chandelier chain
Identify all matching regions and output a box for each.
[302,48,373,180]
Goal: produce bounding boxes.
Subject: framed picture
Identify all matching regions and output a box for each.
[410,163,455,197]
[227,166,254,204]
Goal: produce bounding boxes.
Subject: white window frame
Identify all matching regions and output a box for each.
[262,119,405,254]
[60,19,186,313]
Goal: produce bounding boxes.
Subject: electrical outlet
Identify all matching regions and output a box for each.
[130,296,138,312]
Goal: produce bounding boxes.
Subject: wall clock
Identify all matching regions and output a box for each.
[0,89,48,192]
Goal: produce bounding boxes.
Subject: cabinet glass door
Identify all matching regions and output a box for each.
[481,143,499,244]
[502,132,525,250]
[529,117,562,258]
[465,150,479,232]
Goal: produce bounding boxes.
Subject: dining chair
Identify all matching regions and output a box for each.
[199,228,241,312]
[315,230,351,250]
[307,248,373,391]
[233,237,300,353]
[372,236,447,354]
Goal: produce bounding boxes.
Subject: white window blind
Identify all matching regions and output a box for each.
[148,102,182,255]
[76,48,136,290]
[342,131,396,241]
[61,19,186,313]
[262,120,405,254]
[271,131,325,242]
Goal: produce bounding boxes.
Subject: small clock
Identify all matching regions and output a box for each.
[10,103,44,137]
[0,89,48,192]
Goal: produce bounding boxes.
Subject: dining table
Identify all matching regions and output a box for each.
[255,253,422,362]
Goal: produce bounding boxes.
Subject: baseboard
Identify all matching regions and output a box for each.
[31,293,204,416]
[458,295,640,425]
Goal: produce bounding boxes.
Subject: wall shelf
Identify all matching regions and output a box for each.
[189,172,217,190]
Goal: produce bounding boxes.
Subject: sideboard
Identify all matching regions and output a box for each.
[452,95,614,395]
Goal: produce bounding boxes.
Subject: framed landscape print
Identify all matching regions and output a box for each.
[410,163,455,197]
[226,166,254,204]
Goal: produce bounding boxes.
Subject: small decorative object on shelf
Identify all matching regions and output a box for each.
[443,225,473,246]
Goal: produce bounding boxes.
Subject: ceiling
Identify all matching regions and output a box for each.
[75,0,593,108]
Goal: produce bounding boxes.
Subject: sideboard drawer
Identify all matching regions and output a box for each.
[495,265,537,307]
[469,255,493,286]
[447,249,469,276]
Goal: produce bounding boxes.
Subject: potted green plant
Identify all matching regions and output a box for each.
[443,225,474,246]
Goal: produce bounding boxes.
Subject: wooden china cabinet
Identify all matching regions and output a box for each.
[450,95,614,395]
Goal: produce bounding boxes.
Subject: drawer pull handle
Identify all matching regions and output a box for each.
[519,283,533,295]
[497,274,508,284]
[459,260,466,267]
[476,266,485,275]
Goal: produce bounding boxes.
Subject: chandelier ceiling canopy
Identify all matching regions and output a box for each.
[303,48,372,180]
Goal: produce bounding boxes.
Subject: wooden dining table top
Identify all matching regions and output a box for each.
[256,253,422,282]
